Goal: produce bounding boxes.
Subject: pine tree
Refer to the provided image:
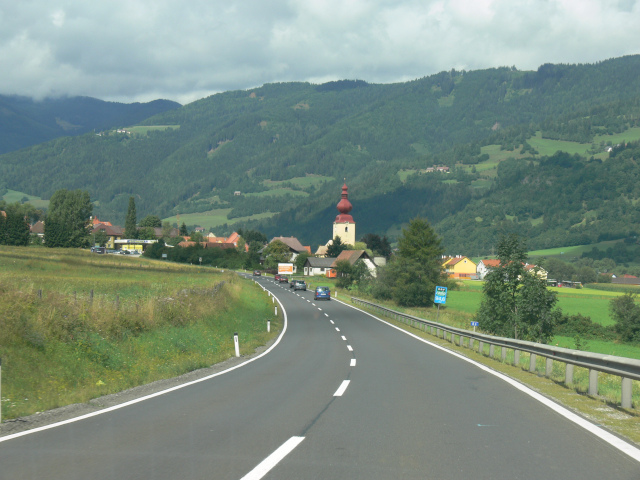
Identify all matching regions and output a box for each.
[124,197,138,239]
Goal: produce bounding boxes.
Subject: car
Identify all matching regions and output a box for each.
[294,280,307,291]
[274,274,282,281]
[289,280,297,288]
[314,286,331,300]
[279,275,289,283]
[253,270,261,276]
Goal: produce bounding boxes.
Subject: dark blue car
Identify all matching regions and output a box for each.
[314,286,331,300]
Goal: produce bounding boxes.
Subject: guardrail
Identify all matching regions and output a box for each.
[351,297,640,409]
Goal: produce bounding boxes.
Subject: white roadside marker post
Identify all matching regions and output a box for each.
[268,319,271,333]
[234,333,240,357]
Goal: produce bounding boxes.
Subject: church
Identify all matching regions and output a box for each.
[315,182,356,256]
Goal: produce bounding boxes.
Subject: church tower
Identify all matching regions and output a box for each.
[333,183,356,246]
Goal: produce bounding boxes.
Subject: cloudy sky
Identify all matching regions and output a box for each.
[1,0,639,105]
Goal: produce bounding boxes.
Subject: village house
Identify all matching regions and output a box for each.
[443,256,477,279]
[331,249,377,277]
[303,257,337,277]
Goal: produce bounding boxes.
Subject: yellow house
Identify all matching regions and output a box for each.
[443,256,477,279]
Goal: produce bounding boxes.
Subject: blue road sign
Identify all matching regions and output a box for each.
[434,286,448,304]
[471,321,479,326]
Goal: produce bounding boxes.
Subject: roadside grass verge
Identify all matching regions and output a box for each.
[341,294,640,445]
[0,247,279,420]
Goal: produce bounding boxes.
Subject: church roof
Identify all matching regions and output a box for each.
[335,183,354,223]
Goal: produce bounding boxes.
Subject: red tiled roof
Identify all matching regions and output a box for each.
[480,259,501,267]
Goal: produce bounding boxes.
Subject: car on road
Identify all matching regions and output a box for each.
[314,286,331,300]
[253,270,261,276]
[294,280,307,291]
[278,275,289,283]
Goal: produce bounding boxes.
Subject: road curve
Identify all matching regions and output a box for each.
[0,274,638,479]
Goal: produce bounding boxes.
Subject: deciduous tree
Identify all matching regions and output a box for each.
[373,217,447,307]
[475,234,558,343]
[45,189,92,248]
[609,293,640,342]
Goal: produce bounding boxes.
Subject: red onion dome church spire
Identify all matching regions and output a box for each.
[335,183,354,223]
[332,182,356,245]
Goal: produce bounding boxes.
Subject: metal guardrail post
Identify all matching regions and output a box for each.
[489,344,495,358]
[621,378,632,409]
[514,349,520,367]
[501,346,507,362]
[565,364,574,385]
[545,358,553,378]
[529,353,537,373]
[589,370,598,396]
[469,338,474,350]
[479,341,484,355]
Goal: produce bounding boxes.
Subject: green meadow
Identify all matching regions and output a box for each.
[0,247,279,420]
[163,208,277,230]
[448,280,623,327]
[2,189,49,209]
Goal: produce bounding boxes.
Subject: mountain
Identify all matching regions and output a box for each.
[1,55,640,254]
[0,95,181,154]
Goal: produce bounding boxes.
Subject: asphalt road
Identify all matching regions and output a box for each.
[0,274,639,479]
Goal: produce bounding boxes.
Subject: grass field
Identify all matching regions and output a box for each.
[163,208,277,230]
[245,188,308,198]
[2,189,49,209]
[262,174,334,189]
[449,280,626,327]
[0,247,279,420]
[528,240,621,259]
[126,125,180,135]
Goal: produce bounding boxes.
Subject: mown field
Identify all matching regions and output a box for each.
[0,247,279,420]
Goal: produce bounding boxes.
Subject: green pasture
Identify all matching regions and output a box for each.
[553,336,640,358]
[262,175,334,189]
[397,169,418,182]
[245,188,308,198]
[450,280,625,327]
[2,189,49,209]
[527,132,594,157]
[163,208,277,230]
[528,240,621,259]
[126,125,180,135]
[593,126,640,145]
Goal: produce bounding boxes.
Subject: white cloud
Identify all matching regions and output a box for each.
[0,0,638,103]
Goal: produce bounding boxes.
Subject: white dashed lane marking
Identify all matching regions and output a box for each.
[350,359,356,366]
[347,345,353,351]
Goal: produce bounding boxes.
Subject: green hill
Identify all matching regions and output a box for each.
[2,56,640,254]
[0,95,181,154]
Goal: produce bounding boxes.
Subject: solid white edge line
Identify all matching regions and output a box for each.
[334,298,640,463]
[334,380,350,396]
[350,359,356,366]
[240,436,305,480]
[0,280,290,444]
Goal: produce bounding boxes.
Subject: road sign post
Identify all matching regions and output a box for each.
[434,286,448,323]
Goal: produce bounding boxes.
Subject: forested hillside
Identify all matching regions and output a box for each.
[2,55,640,253]
[0,95,180,154]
